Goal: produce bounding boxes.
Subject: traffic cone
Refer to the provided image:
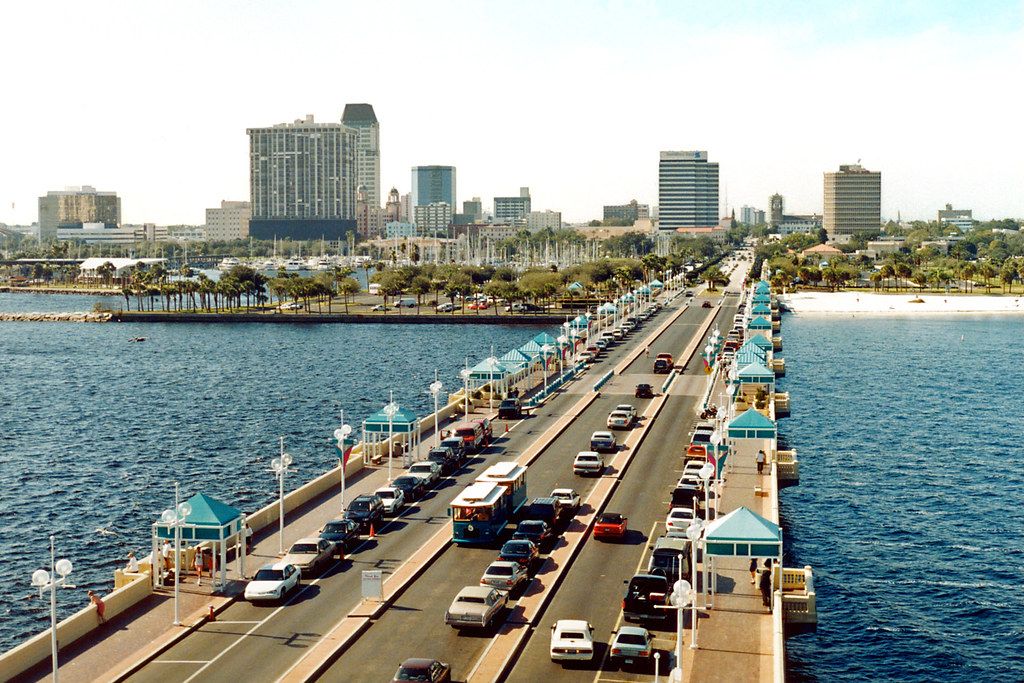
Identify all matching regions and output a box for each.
[208,605,216,622]
[504,422,509,434]
[369,523,376,539]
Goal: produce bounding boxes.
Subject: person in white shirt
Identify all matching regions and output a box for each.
[756,449,766,475]
[161,540,172,571]
[125,552,139,573]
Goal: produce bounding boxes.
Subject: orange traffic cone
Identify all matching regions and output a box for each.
[369,523,376,539]
[208,605,216,622]
[504,422,509,434]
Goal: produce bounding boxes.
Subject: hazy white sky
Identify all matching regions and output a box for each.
[1,0,1021,226]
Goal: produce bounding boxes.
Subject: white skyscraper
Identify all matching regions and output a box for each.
[658,151,719,231]
[342,104,381,208]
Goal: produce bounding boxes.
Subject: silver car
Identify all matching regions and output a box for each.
[480,561,529,592]
[280,538,333,577]
[408,461,441,487]
[445,585,507,628]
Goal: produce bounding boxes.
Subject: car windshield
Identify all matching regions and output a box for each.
[458,595,486,604]
[254,569,283,581]
[396,666,430,681]
[322,522,349,533]
[394,477,415,486]
[598,514,623,524]
[349,501,369,511]
[503,542,530,553]
[618,633,647,645]
[487,565,512,576]
[289,544,317,554]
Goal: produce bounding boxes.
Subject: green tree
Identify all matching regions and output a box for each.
[409,275,432,313]
[337,277,360,313]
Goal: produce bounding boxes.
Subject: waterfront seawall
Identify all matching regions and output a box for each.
[0,312,112,322]
[109,311,572,324]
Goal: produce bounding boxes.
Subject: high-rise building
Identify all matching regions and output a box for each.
[937,204,973,231]
[356,186,385,239]
[768,194,784,227]
[739,206,765,226]
[823,164,881,237]
[384,188,402,224]
[342,104,381,208]
[247,115,357,240]
[38,186,121,240]
[400,193,411,223]
[411,166,456,209]
[657,151,719,231]
[463,197,483,222]
[204,200,251,241]
[494,187,531,225]
[604,200,649,224]
[413,202,452,234]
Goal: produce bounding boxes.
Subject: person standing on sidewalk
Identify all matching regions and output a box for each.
[244,523,254,554]
[759,560,773,608]
[193,548,205,586]
[756,449,766,475]
[161,539,172,572]
[88,591,106,624]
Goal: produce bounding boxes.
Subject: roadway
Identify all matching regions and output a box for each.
[314,300,722,681]
[123,293,688,683]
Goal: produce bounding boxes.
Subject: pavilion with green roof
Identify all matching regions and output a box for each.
[704,506,782,563]
[152,492,245,589]
[727,408,777,439]
[363,401,423,464]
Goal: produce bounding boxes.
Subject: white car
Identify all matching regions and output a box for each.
[408,461,441,487]
[573,451,604,476]
[436,302,456,312]
[277,302,302,310]
[480,560,529,592]
[575,350,594,364]
[665,507,698,537]
[606,410,633,430]
[615,404,637,421]
[550,619,595,661]
[245,562,300,602]
[375,486,405,515]
[550,488,581,514]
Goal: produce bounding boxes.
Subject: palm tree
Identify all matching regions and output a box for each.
[879,263,894,292]
[978,263,997,293]
[896,263,912,292]
[961,263,977,294]
[409,275,432,315]
[337,277,360,313]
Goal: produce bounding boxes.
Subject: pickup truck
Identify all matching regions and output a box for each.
[653,353,674,374]
[622,573,671,622]
[445,585,507,629]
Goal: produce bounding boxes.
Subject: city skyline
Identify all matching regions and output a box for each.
[1,1,1022,227]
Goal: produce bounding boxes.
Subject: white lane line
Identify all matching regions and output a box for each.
[591,520,660,683]
[205,620,260,625]
[153,660,209,664]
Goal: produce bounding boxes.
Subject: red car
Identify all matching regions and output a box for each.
[593,512,628,541]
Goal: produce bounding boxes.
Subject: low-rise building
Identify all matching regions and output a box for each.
[413,202,452,234]
[526,210,561,231]
[937,204,973,231]
[477,224,519,241]
[384,221,417,238]
[603,200,649,223]
[205,201,251,241]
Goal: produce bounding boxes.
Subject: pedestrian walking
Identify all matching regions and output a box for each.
[644,346,650,357]
[161,539,172,572]
[759,564,773,608]
[88,590,106,624]
[194,548,204,586]
[756,449,766,475]
[749,557,758,584]
[244,523,254,554]
[125,551,139,573]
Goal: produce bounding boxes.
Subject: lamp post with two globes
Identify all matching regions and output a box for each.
[383,395,400,482]
[31,535,74,682]
[429,373,444,447]
[271,439,293,555]
[334,415,353,510]
[161,482,192,626]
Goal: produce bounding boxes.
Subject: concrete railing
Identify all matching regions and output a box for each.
[780,566,817,624]
[0,572,153,681]
[774,392,790,416]
[770,358,786,376]
[772,335,783,351]
[592,370,614,392]
[774,449,799,482]
[772,589,786,683]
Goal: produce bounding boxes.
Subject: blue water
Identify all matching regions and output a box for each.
[779,315,1024,682]
[0,298,547,652]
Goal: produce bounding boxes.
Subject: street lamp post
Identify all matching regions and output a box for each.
[270,439,293,555]
[685,520,703,648]
[383,395,399,483]
[540,344,552,396]
[31,536,74,682]
[657,571,692,683]
[460,367,471,419]
[486,355,498,410]
[556,335,568,376]
[160,483,192,625]
[699,462,715,606]
[333,416,353,510]
[429,373,444,447]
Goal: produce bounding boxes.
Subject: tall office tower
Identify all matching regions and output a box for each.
[400,193,411,222]
[205,200,251,241]
[657,151,719,231]
[493,187,531,225]
[411,166,456,209]
[823,164,881,238]
[740,206,765,226]
[463,197,483,222]
[768,194,784,227]
[342,104,381,208]
[38,186,121,240]
[384,188,402,224]
[247,114,357,239]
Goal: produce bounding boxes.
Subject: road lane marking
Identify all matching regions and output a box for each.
[154,660,209,664]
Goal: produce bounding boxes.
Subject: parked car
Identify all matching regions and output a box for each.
[346,494,384,531]
[593,512,628,540]
[665,507,699,537]
[245,562,300,602]
[480,560,529,592]
[393,298,416,308]
[467,301,490,310]
[589,431,617,453]
[278,301,302,310]
[607,410,633,430]
[505,302,541,312]
[391,474,427,501]
[512,519,554,546]
[444,585,507,628]
[684,290,694,297]
[408,461,442,487]
[281,538,334,577]
[497,397,523,420]
[439,436,467,464]
[499,539,538,566]
[622,573,671,622]
[391,658,451,683]
[521,497,560,527]
[436,302,456,313]
[573,450,604,476]
[648,536,691,582]
[371,304,387,311]
[426,447,458,475]
[549,488,581,517]
[549,619,595,662]
[318,518,361,553]
[702,301,713,308]
[609,626,655,667]
[375,486,406,515]
[576,349,595,364]
[634,383,655,399]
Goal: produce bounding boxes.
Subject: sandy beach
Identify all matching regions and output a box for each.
[780,291,1024,315]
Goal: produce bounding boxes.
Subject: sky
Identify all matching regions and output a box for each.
[1,0,1022,226]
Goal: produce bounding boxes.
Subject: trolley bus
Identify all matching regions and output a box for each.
[449,462,528,545]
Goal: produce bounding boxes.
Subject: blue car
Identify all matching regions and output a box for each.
[589,431,617,454]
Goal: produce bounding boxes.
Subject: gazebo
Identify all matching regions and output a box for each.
[747,316,772,332]
[754,281,771,294]
[704,506,782,569]
[735,343,768,368]
[752,292,771,304]
[363,403,422,463]
[746,334,774,352]
[567,281,585,293]
[736,361,775,386]
[649,279,664,290]
[751,303,772,316]
[151,492,245,590]
[468,356,511,400]
[727,408,777,439]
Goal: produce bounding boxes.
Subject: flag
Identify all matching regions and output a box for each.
[336,437,356,466]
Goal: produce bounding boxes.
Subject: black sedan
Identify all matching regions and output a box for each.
[392,474,428,501]
[512,520,554,547]
[318,518,361,554]
[499,539,538,566]
[392,657,451,682]
[634,383,655,399]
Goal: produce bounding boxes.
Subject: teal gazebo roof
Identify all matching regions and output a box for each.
[500,349,532,370]
[567,281,585,291]
[570,315,589,328]
[747,335,773,351]
[752,293,771,304]
[736,347,767,367]
[597,302,618,314]
[532,332,559,347]
[364,404,420,432]
[737,362,774,383]
[755,281,771,293]
[751,303,772,315]
[154,493,243,541]
[649,279,664,288]
[748,316,772,330]
[468,357,509,380]
[519,340,543,357]
[727,408,777,439]
[704,506,782,557]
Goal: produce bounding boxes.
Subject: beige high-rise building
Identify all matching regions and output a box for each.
[38,186,121,240]
[823,164,881,237]
[204,200,251,241]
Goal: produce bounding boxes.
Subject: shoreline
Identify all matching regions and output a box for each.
[781,291,1024,315]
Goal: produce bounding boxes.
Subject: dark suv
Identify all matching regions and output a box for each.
[318,518,361,553]
[440,437,467,465]
[392,475,427,501]
[427,447,458,475]
[622,574,671,623]
[497,398,523,420]
[346,494,384,532]
[520,497,559,528]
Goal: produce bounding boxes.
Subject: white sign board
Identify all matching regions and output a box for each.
[361,569,383,601]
